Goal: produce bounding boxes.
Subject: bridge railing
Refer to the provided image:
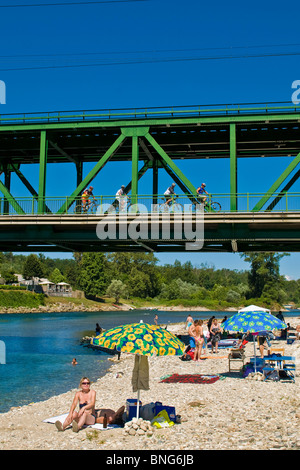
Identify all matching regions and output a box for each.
[0,192,299,215]
[1,101,300,125]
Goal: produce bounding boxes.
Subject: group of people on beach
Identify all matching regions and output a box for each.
[55,377,124,433]
[186,314,223,361]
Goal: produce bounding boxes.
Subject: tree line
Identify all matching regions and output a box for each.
[0,251,298,308]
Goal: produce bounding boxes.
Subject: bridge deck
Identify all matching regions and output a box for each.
[0,211,299,253]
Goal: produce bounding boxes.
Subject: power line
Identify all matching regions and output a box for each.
[1,51,300,72]
[0,0,147,7]
[1,42,300,59]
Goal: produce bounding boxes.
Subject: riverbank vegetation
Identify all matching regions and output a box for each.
[0,251,298,310]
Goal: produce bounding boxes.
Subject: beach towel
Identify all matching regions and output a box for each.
[43,413,120,430]
[159,374,220,384]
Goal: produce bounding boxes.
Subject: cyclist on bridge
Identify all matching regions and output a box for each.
[196,183,208,205]
[164,182,177,206]
[115,185,129,211]
[81,186,95,212]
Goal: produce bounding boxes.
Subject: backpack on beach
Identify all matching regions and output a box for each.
[180,353,192,361]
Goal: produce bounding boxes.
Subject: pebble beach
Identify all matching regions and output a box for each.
[0,321,300,451]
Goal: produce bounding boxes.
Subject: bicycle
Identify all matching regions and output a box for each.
[107,197,133,214]
[158,196,183,213]
[74,199,98,214]
[189,197,221,213]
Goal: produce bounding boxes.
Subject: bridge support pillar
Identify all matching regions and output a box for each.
[230,124,237,211]
[131,135,139,206]
[38,130,48,214]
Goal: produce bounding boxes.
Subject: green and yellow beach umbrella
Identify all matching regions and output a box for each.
[91,322,185,419]
[91,322,185,357]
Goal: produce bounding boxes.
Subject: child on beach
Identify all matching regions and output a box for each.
[55,377,96,432]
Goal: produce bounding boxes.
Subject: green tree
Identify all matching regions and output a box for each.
[23,254,44,280]
[78,253,108,298]
[240,252,289,298]
[0,268,18,284]
[49,268,65,284]
[106,279,127,303]
[127,270,152,298]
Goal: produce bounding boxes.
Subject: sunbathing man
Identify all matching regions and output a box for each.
[96,406,125,425]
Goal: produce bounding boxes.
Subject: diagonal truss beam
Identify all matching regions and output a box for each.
[109,160,153,208]
[11,164,52,213]
[57,133,126,214]
[144,132,197,196]
[252,151,300,212]
[0,179,25,214]
[266,168,300,211]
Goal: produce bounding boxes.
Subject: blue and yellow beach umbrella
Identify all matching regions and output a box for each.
[91,322,185,356]
[221,311,286,333]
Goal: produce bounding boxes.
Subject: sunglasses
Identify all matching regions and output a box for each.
[82,382,90,385]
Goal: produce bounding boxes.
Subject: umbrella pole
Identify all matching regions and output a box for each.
[136,355,141,419]
[253,337,257,373]
[137,389,140,419]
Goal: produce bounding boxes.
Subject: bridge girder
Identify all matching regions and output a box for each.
[1,103,300,252]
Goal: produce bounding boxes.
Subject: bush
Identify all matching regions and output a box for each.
[0,285,27,290]
[0,291,45,308]
[226,290,241,304]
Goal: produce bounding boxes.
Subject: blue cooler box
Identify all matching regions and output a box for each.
[126,399,142,420]
[155,401,176,422]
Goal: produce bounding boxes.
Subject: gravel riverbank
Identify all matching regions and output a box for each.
[0,321,300,451]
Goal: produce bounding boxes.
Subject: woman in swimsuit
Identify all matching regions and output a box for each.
[193,320,204,362]
[210,319,222,354]
[55,377,96,432]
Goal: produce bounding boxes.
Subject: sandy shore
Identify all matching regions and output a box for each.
[1,321,300,451]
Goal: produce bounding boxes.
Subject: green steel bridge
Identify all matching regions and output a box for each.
[1,101,300,253]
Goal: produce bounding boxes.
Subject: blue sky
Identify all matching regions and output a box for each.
[1,0,300,279]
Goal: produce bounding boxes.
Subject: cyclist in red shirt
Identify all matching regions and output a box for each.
[81,186,95,212]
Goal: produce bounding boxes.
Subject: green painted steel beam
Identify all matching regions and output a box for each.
[266,168,300,211]
[0,180,25,214]
[2,113,300,133]
[252,151,300,211]
[57,133,126,214]
[12,163,52,214]
[131,135,139,205]
[121,127,149,137]
[145,132,197,195]
[230,123,237,211]
[124,160,152,195]
[157,157,197,203]
[38,131,48,214]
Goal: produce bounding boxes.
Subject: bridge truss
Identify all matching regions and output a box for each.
[0,102,300,252]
